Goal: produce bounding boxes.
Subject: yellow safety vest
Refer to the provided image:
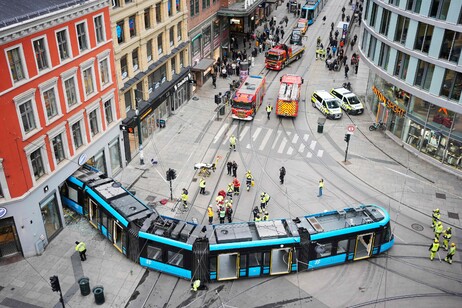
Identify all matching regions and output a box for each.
[76,242,86,252]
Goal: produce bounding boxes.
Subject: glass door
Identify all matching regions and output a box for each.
[217,252,239,280]
[354,233,375,260]
[270,248,292,275]
[113,221,123,253]
[89,199,98,229]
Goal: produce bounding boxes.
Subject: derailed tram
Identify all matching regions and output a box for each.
[62,165,394,281]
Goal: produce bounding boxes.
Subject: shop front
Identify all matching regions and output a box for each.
[218,0,267,38]
[366,74,462,173]
[0,212,21,258]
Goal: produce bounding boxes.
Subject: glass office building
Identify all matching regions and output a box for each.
[360,0,462,174]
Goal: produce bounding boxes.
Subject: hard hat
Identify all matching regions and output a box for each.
[448,227,452,230]
[451,243,456,247]
[437,221,442,225]
[434,239,439,243]
[435,208,440,212]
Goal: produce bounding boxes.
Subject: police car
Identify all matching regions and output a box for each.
[311,90,342,119]
[330,87,364,115]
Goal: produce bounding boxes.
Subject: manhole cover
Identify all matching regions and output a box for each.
[448,212,459,219]
[192,96,199,100]
[411,223,424,231]
[435,192,446,199]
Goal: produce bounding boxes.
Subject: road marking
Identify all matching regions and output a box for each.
[317,149,324,157]
[310,140,317,150]
[214,123,229,143]
[292,134,299,143]
[278,137,287,153]
[259,128,273,151]
[252,127,262,141]
[298,144,305,153]
[246,144,251,149]
[272,131,282,149]
[306,152,312,158]
[287,146,293,155]
[303,134,309,141]
[222,124,237,145]
[239,126,249,141]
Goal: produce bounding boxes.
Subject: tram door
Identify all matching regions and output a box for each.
[217,253,239,280]
[113,221,124,253]
[270,248,292,275]
[354,233,375,260]
[88,199,98,228]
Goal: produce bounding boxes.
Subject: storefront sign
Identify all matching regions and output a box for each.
[372,85,406,117]
[78,154,87,166]
[0,207,7,218]
[174,75,189,91]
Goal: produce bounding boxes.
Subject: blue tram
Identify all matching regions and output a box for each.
[300,0,325,25]
[62,166,394,281]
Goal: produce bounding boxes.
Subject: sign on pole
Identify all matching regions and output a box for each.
[347,124,356,133]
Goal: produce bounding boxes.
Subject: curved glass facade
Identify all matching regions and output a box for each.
[360,0,462,174]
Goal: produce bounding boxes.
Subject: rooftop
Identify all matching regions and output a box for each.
[0,0,89,29]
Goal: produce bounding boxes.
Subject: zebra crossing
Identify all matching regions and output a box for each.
[214,123,324,158]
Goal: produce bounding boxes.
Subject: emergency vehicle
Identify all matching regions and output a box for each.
[265,44,305,71]
[297,18,309,35]
[276,74,304,117]
[330,87,364,115]
[231,75,266,120]
[311,90,342,119]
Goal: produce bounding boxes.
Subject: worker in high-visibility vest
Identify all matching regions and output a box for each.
[431,208,440,228]
[434,221,443,240]
[227,183,234,199]
[199,178,206,194]
[181,189,189,209]
[207,206,214,225]
[429,238,440,261]
[445,243,456,264]
[266,104,273,119]
[229,135,237,151]
[442,227,452,250]
[75,241,87,261]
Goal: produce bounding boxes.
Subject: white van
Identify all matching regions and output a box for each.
[330,87,364,115]
[311,90,342,119]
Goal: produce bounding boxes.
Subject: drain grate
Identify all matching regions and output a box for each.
[448,212,459,219]
[435,192,446,199]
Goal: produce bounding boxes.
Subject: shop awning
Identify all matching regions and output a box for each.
[191,58,215,72]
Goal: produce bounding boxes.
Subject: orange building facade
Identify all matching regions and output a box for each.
[0,0,123,258]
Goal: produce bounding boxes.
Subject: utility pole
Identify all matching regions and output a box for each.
[344,133,351,162]
[166,168,177,201]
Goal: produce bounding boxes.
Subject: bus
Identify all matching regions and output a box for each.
[231,75,266,120]
[276,74,303,117]
[300,0,325,25]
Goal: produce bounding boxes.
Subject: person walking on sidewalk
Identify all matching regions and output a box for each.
[207,206,214,225]
[181,188,189,209]
[75,241,87,261]
[266,104,273,119]
[445,243,456,264]
[429,238,440,261]
[232,161,238,177]
[229,134,237,151]
[233,178,241,195]
[199,178,206,194]
[279,166,286,184]
[344,64,350,79]
[318,179,324,197]
[227,161,232,175]
[212,73,217,89]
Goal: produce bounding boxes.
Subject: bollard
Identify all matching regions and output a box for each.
[78,277,90,296]
[317,117,326,133]
[93,286,105,305]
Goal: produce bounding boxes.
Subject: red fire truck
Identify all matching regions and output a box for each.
[276,74,303,117]
[231,75,266,120]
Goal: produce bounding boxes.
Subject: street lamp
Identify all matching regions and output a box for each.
[135,108,144,165]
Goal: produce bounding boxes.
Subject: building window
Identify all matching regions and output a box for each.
[43,88,59,120]
[113,0,121,7]
[94,15,105,44]
[158,34,163,55]
[7,47,26,82]
[104,99,114,125]
[30,148,45,180]
[414,23,433,53]
[176,0,181,12]
[394,15,409,45]
[190,0,194,16]
[40,194,62,239]
[195,0,199,15]
[82,66,95,97]
[52,134,66,164]
[129,15,136,38]
[89,109,99,137]
[170,27,175,46]
[144,8,151,29]
[146,39,153,62]
[76,22,88,52]
[33,38,49,71]
[19,100,37,134]
[72,121,84,149]
[121,55,128,78]
[116,20,124,44]
[64,76,79,108]
[414,60,434,91]
[379,9,391,36]
[179,51,184,68]
[378,43,390,70]
[99,57,111,87]
[168,0,173,16]
[124,91,132,112]
[177,22,182,41]
[367,36,377,60]
[156,3,162,23]
[202,0,210,10]
[132,48,139,71]
[394,51,410,80]
[430,0,450,20]
[369,3,378,27]
[109,137,122,173]
[439,30,462,63]
[440,70,462,101]
[56,29,70,61]
[171,56,176,75]
[406,0,422,13]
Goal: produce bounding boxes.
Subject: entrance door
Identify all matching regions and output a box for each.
[89,199,98,229]
[270,248,292,275]
[172,86,186,111]
[354,233,375,260]
[113,221,123,253]
[217,252,239,280]
[0,218,20,257]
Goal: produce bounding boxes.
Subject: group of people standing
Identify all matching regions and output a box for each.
[429,208,456,264]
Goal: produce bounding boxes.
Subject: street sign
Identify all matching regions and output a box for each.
[347,124,356,133]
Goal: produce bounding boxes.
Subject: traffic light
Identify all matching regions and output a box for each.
[344,133,351,143]
[50,275,61,292]
[166,168,176,181]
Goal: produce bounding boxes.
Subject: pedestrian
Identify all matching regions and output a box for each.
[442,227,452,250]
[255,214,261,222]
[331,22,334,31]
[263,211,269,221]
[75,241,87,261]
[342,6,345,13]
[226,204,233,223]
[279,166,286,184]
[434,221,443,240]
[318,179,324,197]
[229,134,236,151]
[233,177,240,195]
[355,63,359,74]
[332,45,337,56]
[227,161,232,175]
[212,73,217,88]
[260,192,267,212]
[227,182,234,199]
[344,64,349,78]
[281,29,285,39]
[199,178,206,194]
[431,208,440,228]
[341,13,345,21]
[429,238,440,261]
[266,104,273,119]
[285,16,288,27]
[322,16,326,24]
[207,205,214,225]
[191,279,207,291]
[444,243,456,264]
[219,206,226,224]
[181,188,189,209]
[232,161,238,177]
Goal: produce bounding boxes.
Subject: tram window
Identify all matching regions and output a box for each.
[248,252,261,267]
[337,240,348,253]
[147,245,162,261]
[384,224,391,242]
[240,254,247,267]
[68,186,78,202]
[101,211,108,230]
[210,257,217,272]
[263,252,270,267]
[315,243,333,258]
[167,250,184,267]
